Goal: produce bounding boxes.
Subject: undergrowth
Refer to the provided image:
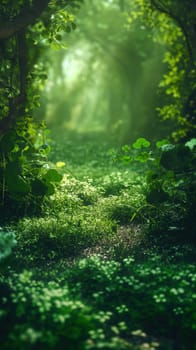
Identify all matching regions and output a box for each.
[1,132,195,349]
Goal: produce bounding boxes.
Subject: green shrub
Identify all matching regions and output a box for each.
[0,128,63,222]
[119,138,196,243]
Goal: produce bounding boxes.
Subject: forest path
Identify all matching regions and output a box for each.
[47,130,147,260]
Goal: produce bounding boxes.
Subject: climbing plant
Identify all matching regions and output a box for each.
[0,0,79,220]
[126,0,196,140]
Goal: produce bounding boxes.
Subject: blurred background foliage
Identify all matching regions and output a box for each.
[35,0,196,143]
[0,2,196,349]
[0,0,195,218]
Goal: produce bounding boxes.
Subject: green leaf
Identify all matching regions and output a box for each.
[5,160,22,178]
[31,179,49,196]
[56,161,66,168]
[122,155,132,163]
[156,139,170,149]
[0,131,17,153]
[161,144,175,152]
[185,138,196,150]
[134,151,149,162]
[0,231,17,261]
[7,176,30,194]
[43,169,62,183]
[56,34,62,41]
[45,182,55,195]
[71,22,77,30]
[121,145,131,153]
[132,138,151,149]
[147,171,160,182]
[66,26,71,33]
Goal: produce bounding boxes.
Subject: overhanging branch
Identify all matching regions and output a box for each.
[0,0,50,40]
[150,0,194,64]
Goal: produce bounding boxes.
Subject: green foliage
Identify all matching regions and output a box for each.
[14,172,119,264]
[40,0,170,142]
[185,138,196,150]
[1,254,195,349]
[1,3,196,349]
[68,254,196,348]
[60,175,101,205]
[94,182,145,226]
[0,135,195,350]
[0,229,16,262]
[0,126,62,221]
[127,0,196,140]
[0,270,93,350]
[132,138,151,149]
[120,137,196,242]
[0,0,78,220]
[15,212,116,264]
[100,171,136,196]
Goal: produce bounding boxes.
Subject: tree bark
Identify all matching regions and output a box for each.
[0,0,50,40]
[0,0,51,135]
[0,31,28,135]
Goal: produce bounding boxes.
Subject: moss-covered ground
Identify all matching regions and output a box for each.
[1,132,195,350]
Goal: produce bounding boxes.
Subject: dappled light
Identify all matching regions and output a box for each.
[0,1,195,349]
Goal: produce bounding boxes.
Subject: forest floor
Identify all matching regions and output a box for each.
[1,131,196,350]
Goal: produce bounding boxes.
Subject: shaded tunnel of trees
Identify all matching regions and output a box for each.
[0,2,196,350]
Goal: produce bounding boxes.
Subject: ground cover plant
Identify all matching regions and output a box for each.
[1,134,196,350]
[0,0,196,349]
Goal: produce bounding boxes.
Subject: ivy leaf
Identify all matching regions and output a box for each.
[132,138,151,149]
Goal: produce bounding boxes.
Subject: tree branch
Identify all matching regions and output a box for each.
[150,0,194,64]
[0,0,50,40]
